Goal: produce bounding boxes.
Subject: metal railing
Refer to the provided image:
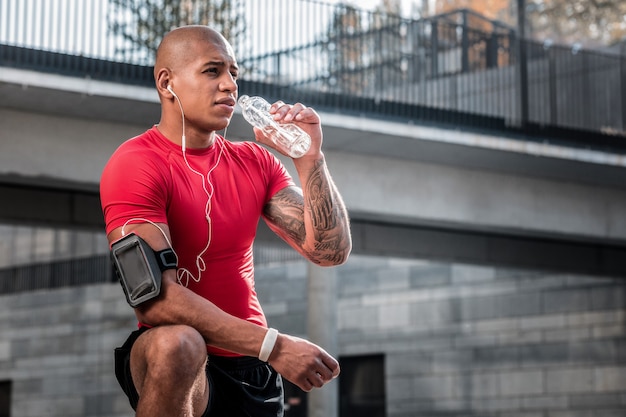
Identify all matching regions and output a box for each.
[0,245,302,295]
[0,255,113,294]
[1,0,625,144]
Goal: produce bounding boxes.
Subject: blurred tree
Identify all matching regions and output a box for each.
[372,0,403,16]
[434,0,514,25]
[432,0,626,46]
[525,0,626,46]
[107,0,245,64]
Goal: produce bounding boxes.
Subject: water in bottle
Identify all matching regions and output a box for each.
[238,95,311,158]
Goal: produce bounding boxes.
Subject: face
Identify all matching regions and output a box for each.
[170,34,239,134]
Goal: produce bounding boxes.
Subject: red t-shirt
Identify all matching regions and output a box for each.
[100,126,294,356]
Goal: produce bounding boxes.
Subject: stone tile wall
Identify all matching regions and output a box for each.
[0,254,624,417]
[0,283,135,417]
[336,255,626,417]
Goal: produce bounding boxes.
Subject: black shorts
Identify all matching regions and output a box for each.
[114,327,285,417]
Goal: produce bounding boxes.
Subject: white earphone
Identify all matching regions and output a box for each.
[167,84,186,152]
[162,81,224,287]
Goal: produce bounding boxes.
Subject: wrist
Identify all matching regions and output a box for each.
[259,328,279,362]
[294,150,324,163]
[293,152,325,176]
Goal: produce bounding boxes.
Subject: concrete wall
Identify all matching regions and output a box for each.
[2,253,623,417]
[257,254,626,417]
[0,108,145,185]
[0,283,135,417]
[330,151,626,242]
[336,255,626,417]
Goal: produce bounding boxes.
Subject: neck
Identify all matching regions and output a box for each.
[157,123,217,150]
[186,131,217,150]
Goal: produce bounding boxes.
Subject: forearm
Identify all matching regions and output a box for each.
[137,276,339,392]
[294,153,352,265]
[135,275,266,357]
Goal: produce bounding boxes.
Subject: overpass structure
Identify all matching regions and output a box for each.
[1,65,626,275]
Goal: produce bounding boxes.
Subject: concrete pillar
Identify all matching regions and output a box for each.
[306,264,339,417]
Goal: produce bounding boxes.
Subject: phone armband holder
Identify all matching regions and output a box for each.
[110,233,177,307]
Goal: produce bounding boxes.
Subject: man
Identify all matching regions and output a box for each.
[100,25,352,417]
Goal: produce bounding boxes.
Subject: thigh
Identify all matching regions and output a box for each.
[207,357,284,417]
[114,327,149,410]
[130,325,210,417]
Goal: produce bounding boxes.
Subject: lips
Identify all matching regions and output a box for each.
[216,97,236,107]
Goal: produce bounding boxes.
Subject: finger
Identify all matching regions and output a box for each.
[271,102,306,122]
[321,356,340,378]
[269,101,290,118]
[252,127,271,144]
[299,379,313,392]
[317,370,333,386]
[294,106,320,123]
[315,365,334,382]
[283,103,307,122]
[268,100,285,113]
[308,373,325,389]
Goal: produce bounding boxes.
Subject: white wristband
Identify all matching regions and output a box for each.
[259,328,279,362]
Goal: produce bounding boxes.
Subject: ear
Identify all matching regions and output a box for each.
[155,68,173,97]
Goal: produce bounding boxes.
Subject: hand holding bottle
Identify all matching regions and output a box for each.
[238,95,315,158]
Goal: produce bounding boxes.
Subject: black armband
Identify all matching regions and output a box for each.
[110,233,177,307]
[154,247,178,271]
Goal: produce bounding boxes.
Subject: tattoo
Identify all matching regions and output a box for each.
[306,160,336,232]
[264,187,306,246]
[264,158,351,265]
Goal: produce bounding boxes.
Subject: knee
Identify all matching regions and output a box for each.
[145,325,207,372]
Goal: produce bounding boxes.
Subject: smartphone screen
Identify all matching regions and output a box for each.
[112,234,160,306]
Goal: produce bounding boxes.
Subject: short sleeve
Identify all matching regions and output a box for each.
[100,142,171,235]
[244,142,295,203]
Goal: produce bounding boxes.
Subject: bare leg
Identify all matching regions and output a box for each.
[130,325,210,417]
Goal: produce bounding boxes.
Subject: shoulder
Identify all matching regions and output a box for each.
[101,130,174,198]
[104,130,170,175]
[107,130,164,162]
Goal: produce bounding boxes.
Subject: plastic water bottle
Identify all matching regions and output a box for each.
[238,95,311,158]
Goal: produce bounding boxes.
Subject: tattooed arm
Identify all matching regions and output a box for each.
[264,156,352,266]
[256,100,351,266]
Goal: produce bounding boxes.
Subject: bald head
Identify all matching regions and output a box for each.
[154,25,235,76]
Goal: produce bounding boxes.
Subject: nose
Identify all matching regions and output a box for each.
[220,74,237,92]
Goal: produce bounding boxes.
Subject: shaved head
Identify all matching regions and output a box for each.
[152,25,239,140]
[154,26,235,76]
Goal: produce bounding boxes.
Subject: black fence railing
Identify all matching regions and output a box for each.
[0,255,113,295]
[0,245,302,295]
[1,0,625,144]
